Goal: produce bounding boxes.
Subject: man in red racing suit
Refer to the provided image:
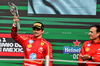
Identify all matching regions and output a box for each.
[11,16,53,66]
[78,25,100,66]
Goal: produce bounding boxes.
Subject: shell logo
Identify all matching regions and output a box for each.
[85,48,90,52]
[28,44,32,48]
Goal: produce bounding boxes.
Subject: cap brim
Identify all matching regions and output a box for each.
[32,26,41,29]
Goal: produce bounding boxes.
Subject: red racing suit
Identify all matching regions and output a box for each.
[11,26,53,66]
[78,40,100,66]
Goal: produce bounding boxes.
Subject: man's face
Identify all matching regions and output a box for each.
[33,28,44,38]
[88,27,100,40]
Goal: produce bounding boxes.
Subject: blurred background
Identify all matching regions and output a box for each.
[0,0,99,66]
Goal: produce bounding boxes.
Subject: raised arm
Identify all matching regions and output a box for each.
[11,16,27,46]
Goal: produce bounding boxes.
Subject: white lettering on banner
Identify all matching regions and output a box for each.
[13,48,23,52]
[3,48,23,52]
[15,43,22,47]
[0,38,23,53]
[3,48,13,52]
[0,43,14,47]
[73,54,79,59]
[3,38,6,42]
[65,48,80,53]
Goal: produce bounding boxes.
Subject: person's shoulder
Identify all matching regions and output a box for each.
[42,39,51,45]
[19,35,28,40]
[83,40,91,45]
[19,35,33,40]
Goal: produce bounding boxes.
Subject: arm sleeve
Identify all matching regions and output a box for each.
[11,25,27,46]
[78,42,86,66]
[45,43,53,66]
